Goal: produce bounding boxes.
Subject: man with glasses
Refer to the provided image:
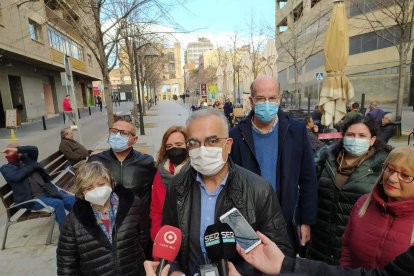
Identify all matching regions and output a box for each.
[229,75,318,256]
[89,120,156,222]
[162,109,292,276]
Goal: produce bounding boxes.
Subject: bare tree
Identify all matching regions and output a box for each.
[274,0,329,108]
[245,12,267,79]
[229,29,243,101]
[350,0,414,121]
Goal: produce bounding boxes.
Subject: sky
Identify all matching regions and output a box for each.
[164,0,275,49]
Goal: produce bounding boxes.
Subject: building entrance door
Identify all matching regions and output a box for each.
[8,75,27,122]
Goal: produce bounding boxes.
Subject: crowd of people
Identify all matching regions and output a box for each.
[1,74,412,276]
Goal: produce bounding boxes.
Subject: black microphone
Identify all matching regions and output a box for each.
[204,222,237,276]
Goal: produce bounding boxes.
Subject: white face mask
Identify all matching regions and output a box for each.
[84,186,112,206]
[189,146,227,176]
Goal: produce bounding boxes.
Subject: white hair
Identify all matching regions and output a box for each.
[186,109,229,134]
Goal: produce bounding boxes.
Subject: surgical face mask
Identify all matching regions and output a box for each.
[189,146,226,176]
[109,133,130,152]
[84,186,112,206]
[166,147,188,166]
[343,137,370,156]
[254,102,279,123]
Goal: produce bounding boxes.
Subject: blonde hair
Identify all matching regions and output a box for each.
[74,161,116,199]
[358,147,414,244]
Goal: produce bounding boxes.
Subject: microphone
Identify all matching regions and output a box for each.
[153,225,182,276]
[204,222,237,276]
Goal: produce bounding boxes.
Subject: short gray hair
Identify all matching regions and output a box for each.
[186,109,229,134]
[384,113,396,123]
[60,127,71,139]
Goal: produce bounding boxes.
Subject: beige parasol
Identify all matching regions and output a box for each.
[320,0,354,126]
[216,65,224,94]
[225,60,234,97]
[263,39,279,78]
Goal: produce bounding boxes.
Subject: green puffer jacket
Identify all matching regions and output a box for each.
[307,146,389,265]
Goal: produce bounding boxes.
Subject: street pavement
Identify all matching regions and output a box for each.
[0,100,411,275]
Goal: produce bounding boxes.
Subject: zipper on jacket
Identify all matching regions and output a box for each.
[120,161,123,186]
[375,208,393,266]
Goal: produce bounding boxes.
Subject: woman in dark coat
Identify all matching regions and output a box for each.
[57,161,150,276]
[306,115,390,265]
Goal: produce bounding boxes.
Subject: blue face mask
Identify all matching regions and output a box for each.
[254,102,279,123]
[343,137,370,156]
[109,133,130,152]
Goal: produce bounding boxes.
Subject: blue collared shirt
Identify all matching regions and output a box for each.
[197,173,228,255]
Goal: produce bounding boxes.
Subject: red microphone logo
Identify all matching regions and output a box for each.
[164,231,178,244]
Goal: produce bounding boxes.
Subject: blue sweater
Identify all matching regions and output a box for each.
[252,124,278,190]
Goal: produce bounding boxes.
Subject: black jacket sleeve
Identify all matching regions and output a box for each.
[17,146,39,161]
[281,245,414,276]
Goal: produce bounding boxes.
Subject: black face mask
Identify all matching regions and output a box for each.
[166,147,188,166]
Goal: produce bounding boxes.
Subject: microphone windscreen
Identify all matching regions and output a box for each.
[204,222,237,261]
[153,225,182,262]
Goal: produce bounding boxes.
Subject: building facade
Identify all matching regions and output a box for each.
[160,43,184,100]
[276,0,414,105]
[186,38,213,66]
[0,0,101,125]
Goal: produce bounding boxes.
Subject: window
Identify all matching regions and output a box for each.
[306,51,324,72]
[277,17,288,33]
[0,3,3,25]
[349,0,393,17]
[29,20,41,41]
[278,69,287,83]
[311,0,321,8]
[277,0,287,9]
[293,2,304,22]
[349,25,402,55]
[87,54,92,66]
[47,26,84,61]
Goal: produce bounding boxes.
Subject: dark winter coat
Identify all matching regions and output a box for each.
[0,146,49,208]
[89,149,156,211]
[162,160,293,275]
[56,185,149,276]
[341,186,414,269]
[306,146,388,265]
[377,124,395,144]
[59,138,89,165]
[229,110,318,251]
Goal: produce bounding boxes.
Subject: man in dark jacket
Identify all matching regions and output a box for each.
[378,113,396,144]
[162,109,292,276]
[89,120,156,213]
[223,98,234,127]
[229,75,317,254]
[59,127,89,166]
[0,144,75,228]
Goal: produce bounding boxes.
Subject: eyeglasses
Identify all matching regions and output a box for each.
[253,96,280,103]
[382,163,414,183]
[187,135,228,149]
[109,128,135,138]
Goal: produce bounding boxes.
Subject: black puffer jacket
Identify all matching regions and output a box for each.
[162,160,293,275]
[307,146,388,265]
[89,149,156,211]
[57,185,150,276]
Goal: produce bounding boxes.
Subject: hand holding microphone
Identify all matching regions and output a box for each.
[152,225,182,276]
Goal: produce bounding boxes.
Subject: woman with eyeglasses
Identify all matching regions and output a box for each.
[150,126,190,240]
[340,146,414,269]
[306,115,390,265]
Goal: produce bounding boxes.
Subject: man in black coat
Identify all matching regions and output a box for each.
[378,113,396,144]
[162,109,292,276]
[229,76,318,255]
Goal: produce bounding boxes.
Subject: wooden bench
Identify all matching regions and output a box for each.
[39,150,76,194]
[0,184,55,250]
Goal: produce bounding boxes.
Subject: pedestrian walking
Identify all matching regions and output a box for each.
[97,95,103,112]
[63,94,76,125]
